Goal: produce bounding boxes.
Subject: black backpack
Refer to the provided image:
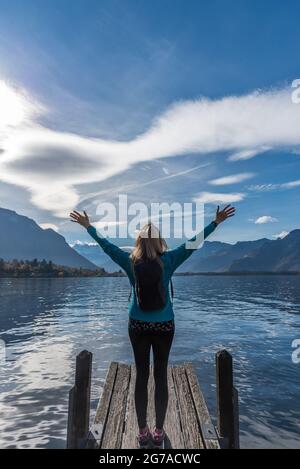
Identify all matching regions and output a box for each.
[130,258,174,312]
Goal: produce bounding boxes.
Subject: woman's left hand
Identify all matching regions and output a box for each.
[70,210,91,229]
[214,204,236,225]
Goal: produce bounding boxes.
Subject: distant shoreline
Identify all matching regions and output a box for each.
[0,259,123,278]
[1,271,299,279]
[175,271,300,276]
[0,273,123,278]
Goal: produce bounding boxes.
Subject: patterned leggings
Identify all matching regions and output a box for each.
[128,319,175,429]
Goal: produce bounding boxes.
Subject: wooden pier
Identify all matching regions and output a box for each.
[67,350,239,450]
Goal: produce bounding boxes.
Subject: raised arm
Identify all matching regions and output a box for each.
[70,211,131,274]
[166,205,236,274]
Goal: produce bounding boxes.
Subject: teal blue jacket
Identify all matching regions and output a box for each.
[87,222,217,322]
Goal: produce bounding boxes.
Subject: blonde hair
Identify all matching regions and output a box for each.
[131,222,168,263]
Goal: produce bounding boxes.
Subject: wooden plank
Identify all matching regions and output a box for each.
[74,350,93,448]
[122,365,138,449]
[122,364,154,449]
[185,363,220,449]
[92,362,118,446]
[100,364,131,449]
[122,364,155,449]
[66,350,92,449]
[163,366,184,449]
[92,361,224,450]
[216,350,239,449]
[122,365,184,449]
[172,365,204,449]
[233,387,240,449]
[147,364,184,449]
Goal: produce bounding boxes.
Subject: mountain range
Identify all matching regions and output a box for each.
[229,229,300,272]
[74,230,300,273]
[1,207,299,273]
[0,207,97,270]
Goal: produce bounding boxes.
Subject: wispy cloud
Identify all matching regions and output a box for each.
[282,179,300,189]
[1,82,300,216]
[79,162,212,206]
[248,183,280,192]
[255,216,278,224]
[94,220,127,229]
[248,179,300,192]
[194,192,245,204]
[70,240,97,247]
[228,147,271,161]
[39,223,59,232]
[209,173,255,186]
[272,230,289,239]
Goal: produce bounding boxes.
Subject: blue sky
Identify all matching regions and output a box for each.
[0,0,299,245]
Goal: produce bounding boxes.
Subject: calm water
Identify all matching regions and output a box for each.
[0,276,299,449]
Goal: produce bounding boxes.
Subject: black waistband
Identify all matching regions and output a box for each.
[128,318,175,333]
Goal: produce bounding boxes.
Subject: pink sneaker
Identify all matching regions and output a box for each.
[137,427,151,448]
[151,428,165,448]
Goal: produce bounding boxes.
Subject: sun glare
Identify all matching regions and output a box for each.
[0,81,28,128]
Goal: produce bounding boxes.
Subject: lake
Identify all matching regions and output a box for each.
[0,275,299,449]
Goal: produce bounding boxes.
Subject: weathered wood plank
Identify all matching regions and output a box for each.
[163,366,184,449]
[148,365,184,449]
[233,387,240,449]
[216,350,239,449]
[122,364,184,449]
[66,350,92,449]
[185,363,220,449]
[90,361,224,450]
[122,364,154,449]
[100,364,131,449]
[92,361,118,446]
[172,365,204,449]
[122,365,138,449]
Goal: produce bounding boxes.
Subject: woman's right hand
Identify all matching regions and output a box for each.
[214,204,236,225]
[70,210,91,229]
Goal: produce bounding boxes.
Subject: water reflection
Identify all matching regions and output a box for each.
[0,276,300,448]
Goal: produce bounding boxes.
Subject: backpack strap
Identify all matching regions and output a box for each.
[170,278,174,303]
[128,285,132,303]
[128,260,135,303]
